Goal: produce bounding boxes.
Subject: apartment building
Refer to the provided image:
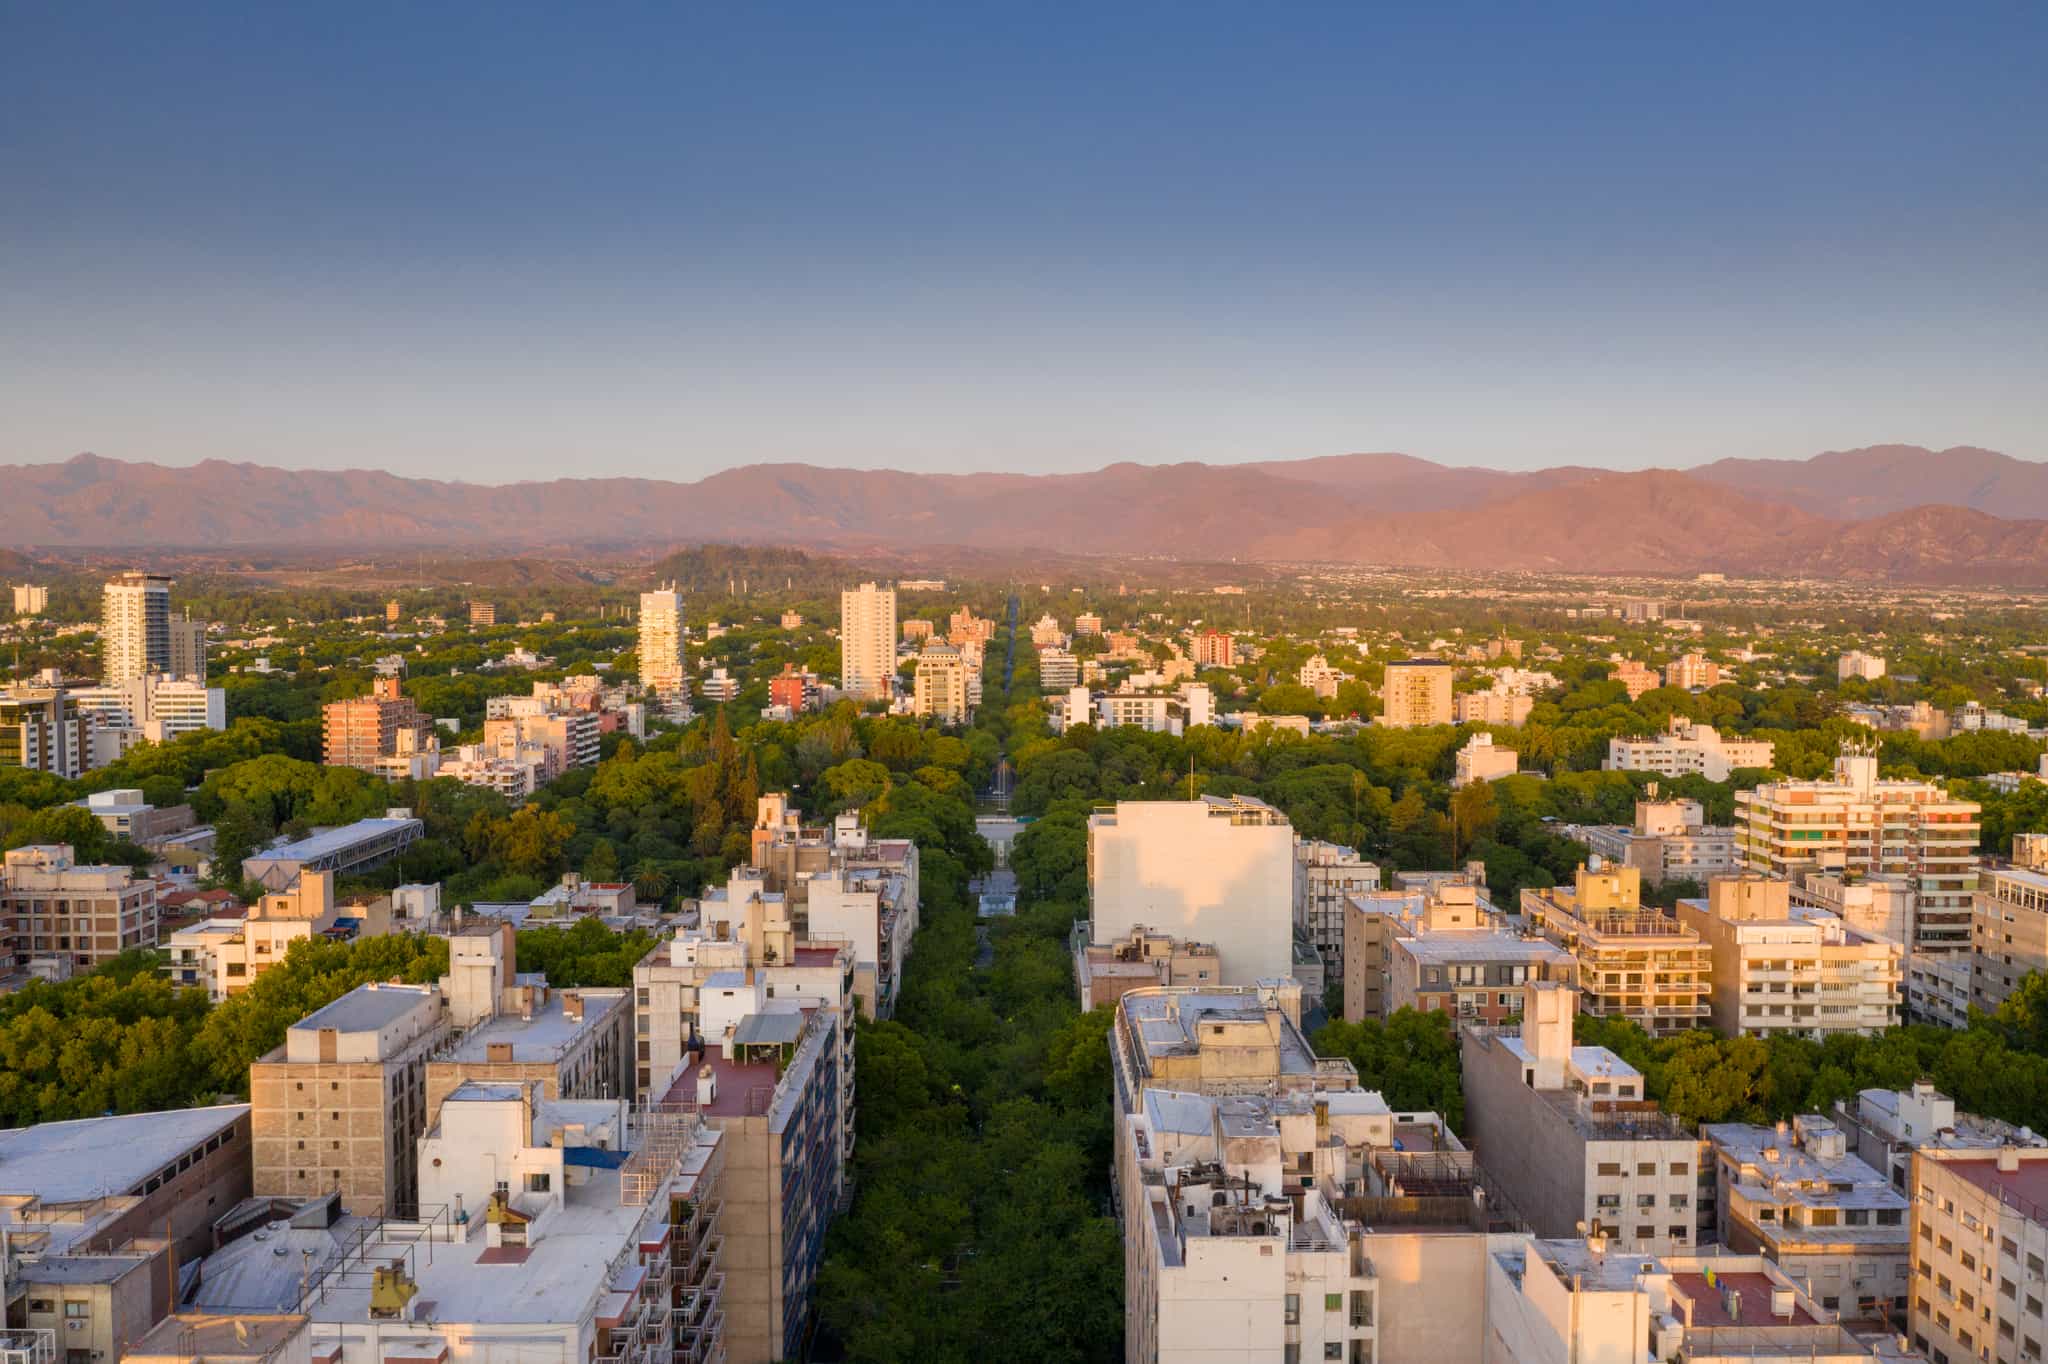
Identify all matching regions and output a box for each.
[803,861,917,1020]
[639,583,688,697]
[322,676,432,771]
[207,868,340,1000]
[1521,864,1710,1036]
[1611,658,1660,699]
[1463,982,1702,1254]
[0,686,89,778]
[1792,868,1917,948]
[65,672,224,764]
[1190,628,1235,668]
[1088,796,1296,988]
[1736,746,1981,955]
[1340,872,1489,1022]
[466,599,495,626]
[767,663,821,714]
[1,843,159,969]
[481,706,601,775]
[911,641,970,723]
[249,981,451,1215]
[1073,924,1224,1009]
[1704,1115,1910,1319]
[839,581,898,701]
[1909,1144,2048,1364]
[1677,876,1902,1038]
[1121,1085,1508,1364]
[1454,731,1519,787]
[1664,652,1722,690]
[102,571,172,683]
[1379,659,1453,728]
[1037,647,1080,690]
[242,812,425,890]
[1570,794,1741,888]
[12,582,47,615]
[1299,652,1349,699]
[657,1001,845,1364]
[1294,838,1379,982]
[1836,1079,2048,1193]
[1971,863,2048,1014]
[1606,714,1775,782]
[169,612,206,681]
[1390,929,1575,1023]
[1108,985,1341,1123]
[1454,687,1534,726]
[1074,611,1103,635]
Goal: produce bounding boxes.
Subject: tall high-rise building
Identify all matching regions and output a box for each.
[168,612,206,681]
[0,687,90,778]
[638,584,686,696]
[322,675,431,771]
[101,571,172,683]
[11,584,47,616]
[1379,658,1453,727]
[911,642,969,724]
[840,581,897,700]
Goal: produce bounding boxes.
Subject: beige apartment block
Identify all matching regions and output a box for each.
[1737,746,1981,955]
[1910,1144,2048,1364]
[1378,659,1452,728]
[1453,731,1518,787]
[1073,925,1223,1010]
[638,583,687,696]
[1340,877,1486,1022]
[1293,838,1379,984]
[839,581,898,700]
[1677,875,1902,1038]
[1971,863,2048,1015]
[1522,863,1710,1036]
[910,641,970,723]
[249,981,450,1215]
[211,869,337,1000]
[1453,687,1533,726]
[2,842,160,969]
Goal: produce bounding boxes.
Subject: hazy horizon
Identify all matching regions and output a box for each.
[6,5,2044,480]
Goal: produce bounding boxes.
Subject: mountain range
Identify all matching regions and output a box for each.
[5,445,2045,585]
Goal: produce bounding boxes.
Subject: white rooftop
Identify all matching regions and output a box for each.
[0,1104,249,1202]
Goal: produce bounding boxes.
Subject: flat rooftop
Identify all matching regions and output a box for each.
[441,989,624,1063]
[1533,1237,1651,1292]
[1943,1154,2048,1212]
[1671,1270,1819,1327]
[129,1313,310,1363]
[253,817,421,863]
[1120,990,1320,1079]
[291,982,438,1037]
[1398,930,1574,965]
[0,1103,248,1202]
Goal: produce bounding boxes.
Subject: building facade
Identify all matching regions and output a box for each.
[1677,876,1902,1038]
[1521,864,1710,1036]
[1379,660,1453,728]
[102,571,172,683]
[639,584,688,697]
[839,582,898,701]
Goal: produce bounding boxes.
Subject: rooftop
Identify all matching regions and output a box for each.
[1531,1237,1651,1292]
[252,817,423,864]
[1398,930,1574,966]
[1670,1270,1820,1327]
[0,1103,248,1202]
[127,1313,311,1363]
[1942,1153,2048,1214]
[1121,990,1322,1081]
[290,982,439,1037]
[440,989,625,1064]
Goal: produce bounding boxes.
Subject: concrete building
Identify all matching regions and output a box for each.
[466,599,495,626]
[1454,731,1520,787]
[207,869,339,1000]
[1835,1079,2048,1193]
[102,571,172,684]
[1074,611,1103,635]
[1379,659,1453,728]
[1037,647,1080,690]
[1839,651,1888,682]
[839,581,898,701]
[169,612,207,681]
[911,641,970,723]
[1294,839,1379,985]
[1088,796,1296,988]
[1908,1143,2048,1364]
[1971,863,2048,1015]
[1073,924,1225,1010]
[1389,929,1575,1024]
[249,981,451,1215]
[1454,688,1534,726]
[1120,1083,1512,1364]
[242,813,425,891]
[1340,872,1491,1022]
[802,860,917,1021]
[1298,653,1349,700]
[1522,864,1710,1036]
[1736,745,1981,957]
[1703,1115,1910,1319]
[1677,876,1902,1038]
[12,582,47,615]
[0,686,90,779]
[481,706,600,775]
[1665,652,1723,690]
[1606,715,1775,782]
[767,663,821,715]
[1792,869,1917,952]
[1190,629,1235,669]
[1570,794,1741,888]
[1611,658,1660,699]
[656,1003,845,1364]
[1463,982,1702,1254]
[424,978,632,1117]
[65,672,226,765]
[321,676,431,772]
[1,843,160,970]
[638,583,688,698]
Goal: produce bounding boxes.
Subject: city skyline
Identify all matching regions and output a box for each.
[6,4,2045,481]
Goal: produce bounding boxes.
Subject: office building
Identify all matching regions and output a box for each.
[911,641,970,723]
[11,582,46,615]
[1454,731,1519,787]
[1839,651,1888,681]
[839,582,897,701]
[1677,876,1901,1038]
[1737,745,1981,956]
[1569,794,1740,888]
[1521,864,1710,1036]
[1294,839,1379,983]
[1606,715,1775,782]
[1664,652,1722,690]
[0,686,89,778]
[1910,1144,2048,1364]
[102,571,172,684]
[243,813,426,890]
[1379,659,1453,728]
[1,843,160,969]
[322,676,432,772]
[1088,797,1296,988]
[1703,1115,1909,1318]
[1971,862,2048,1015]
[639,584,687,697]
[169,612,206,680]
[1454,687,1533,725]
[1463,982,1702,1253]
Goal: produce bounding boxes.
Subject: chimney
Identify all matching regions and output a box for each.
[695,1063,717,1108]
[487,1042,514,1062]
[2000,1145,2022,1173]
[562,992,583,1022]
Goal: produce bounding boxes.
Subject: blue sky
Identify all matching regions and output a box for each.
[3,2,2044,481]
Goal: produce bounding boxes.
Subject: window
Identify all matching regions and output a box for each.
[1668,1226,1688,1241]
[1637,1162,1656,1176]
[1325,1347,1343,1361]
[1635,1225,1654,1240]
[1637,1194,1657,1209]
[1670,1163,1688,1177]
[63,1303,88,1320]
[1285,1294,1301,1325]
[527,1172,552,1193]
[1597,1162,1622,1177]
[1325,1294,1342,1313]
